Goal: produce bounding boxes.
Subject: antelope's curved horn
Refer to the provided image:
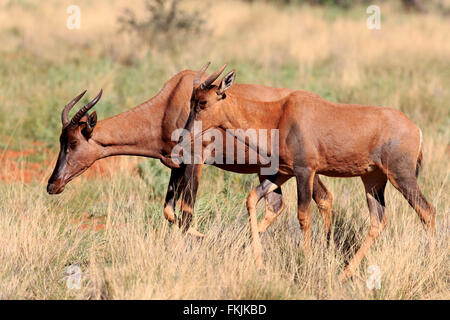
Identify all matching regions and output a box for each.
[201,63,227,89]
[61,90,86,127]
[70,89,103,126]
[193,61,211,87]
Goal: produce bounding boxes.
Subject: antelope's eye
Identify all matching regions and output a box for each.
[199,100,207,107]
[69,141,78,149]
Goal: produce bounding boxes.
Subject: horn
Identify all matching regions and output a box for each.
[61,90,86,127]
[70,89,103,126]
[201,63,227,89]
[193,61,211,87]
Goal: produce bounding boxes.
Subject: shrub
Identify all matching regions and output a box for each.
[118,0,206,51]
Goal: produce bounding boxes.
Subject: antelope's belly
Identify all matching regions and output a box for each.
[317,158,378,177]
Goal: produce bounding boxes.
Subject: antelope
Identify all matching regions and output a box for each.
[46,67,334,238]
[182,62,436,280]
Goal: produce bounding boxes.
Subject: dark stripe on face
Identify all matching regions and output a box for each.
[48,142,68,184]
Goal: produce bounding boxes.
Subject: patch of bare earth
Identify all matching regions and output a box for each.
[0,145,138,183]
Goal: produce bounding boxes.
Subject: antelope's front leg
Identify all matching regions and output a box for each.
[257,174,285,233]
[179,164,205,238]
[163,167,184,224]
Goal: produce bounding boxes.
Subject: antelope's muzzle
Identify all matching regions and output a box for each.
[47,180,65,195]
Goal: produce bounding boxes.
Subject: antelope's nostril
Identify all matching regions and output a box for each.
[47,183,55,194]
[47,182,65,195]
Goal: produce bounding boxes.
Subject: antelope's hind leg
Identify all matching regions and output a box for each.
[386,165,436,237]
[247,174,290,269]
[340,169,387,281]
[294,167,316,251]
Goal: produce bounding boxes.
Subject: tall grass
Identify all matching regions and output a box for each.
[0,0,448,299]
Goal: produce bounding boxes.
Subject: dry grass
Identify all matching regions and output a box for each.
[0,0,448,299]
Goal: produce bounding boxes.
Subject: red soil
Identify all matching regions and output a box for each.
[72,212,107,232]
[0,149,43,183]
[0,145,136,183]
[71,212,124,232]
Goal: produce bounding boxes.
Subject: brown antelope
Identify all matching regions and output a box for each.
[182,62,436,280]
[46,67,334,238]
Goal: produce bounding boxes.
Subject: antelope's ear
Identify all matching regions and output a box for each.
[82,111,97,139]
[217,70,236,97]
[88,111,97,128]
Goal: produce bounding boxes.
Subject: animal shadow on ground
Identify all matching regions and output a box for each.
[331,206,366,267]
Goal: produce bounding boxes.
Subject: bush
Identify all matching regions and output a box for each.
[118,0,206,51]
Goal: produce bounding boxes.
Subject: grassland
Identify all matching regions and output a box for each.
[0,0,448,299]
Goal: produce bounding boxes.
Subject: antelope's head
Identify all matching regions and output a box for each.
[47,89,103,194]
[183,62,236,133]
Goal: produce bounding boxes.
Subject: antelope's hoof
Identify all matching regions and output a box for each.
[163,207,177,224]
[257,219,272,233]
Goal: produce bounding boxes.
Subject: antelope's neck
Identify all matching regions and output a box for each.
[88,71,192,164]
[91,103,164,159]
[90,89,177,161]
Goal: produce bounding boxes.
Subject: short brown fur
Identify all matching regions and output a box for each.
[47,68,334,238]
[184,63,436,280]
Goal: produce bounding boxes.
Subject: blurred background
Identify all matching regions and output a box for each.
[0,0,448,299]
[1,0,448,184]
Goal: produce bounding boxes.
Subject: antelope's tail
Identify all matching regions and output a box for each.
[416,150,423,178]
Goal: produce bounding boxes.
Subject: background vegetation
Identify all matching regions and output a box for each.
[0,0,448,299]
